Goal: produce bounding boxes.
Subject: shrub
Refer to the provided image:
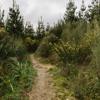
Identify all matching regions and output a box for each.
[36,36,53,58]
[0,27,8,39]
[61,21,87,44]
[24,37,40,53]
[73,66,100,100]
[0,36,17,62]
[51,65,100,100]
[53,40,77,64]
[0,28,36,99]
[53,32,97,65]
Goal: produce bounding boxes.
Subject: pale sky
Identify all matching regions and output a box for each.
[0,0,91,28]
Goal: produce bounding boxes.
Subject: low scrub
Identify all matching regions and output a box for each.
[51,65,100,100]
[24,37,40,53]
[36,36,53,58]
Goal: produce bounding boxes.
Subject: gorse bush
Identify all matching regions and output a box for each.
[53,40,78,76]
[53,37,93,65]
[50,17,100,99]
[51,19,100,99]
[53,40,77,64]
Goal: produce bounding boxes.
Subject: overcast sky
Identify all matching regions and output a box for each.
[0,0,91,28]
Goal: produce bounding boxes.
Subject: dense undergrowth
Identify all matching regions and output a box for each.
[0,0,38,99]
[0,28,37,99]
[48,22,100,100]
[50,63,100,100]
[0,0,100,99]
[36,0,100,100]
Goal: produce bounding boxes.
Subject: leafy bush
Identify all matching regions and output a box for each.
[0,28,37,99]
[53,40,92,72]
[50,20,64,39]
[24,37,40,53]
[74,71,100,100]
[36,36,53,58]
[51,65,100,100]
[0,27,8,39]
[61,21,87,44]
[53,40,77,64]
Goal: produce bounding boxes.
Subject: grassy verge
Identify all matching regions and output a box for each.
[50,64,100,100]
[49,67,76,100]
[0,60,37,100]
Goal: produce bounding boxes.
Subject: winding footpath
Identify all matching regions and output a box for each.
[29,56,56,100]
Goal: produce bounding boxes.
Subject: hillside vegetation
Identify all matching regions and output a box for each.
[0,0,100,100]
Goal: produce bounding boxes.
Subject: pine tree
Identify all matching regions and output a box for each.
[46,23,50,32]
[50,20,64,39]
[24,22,35,37]
[0,9,4,27]
[85,0,100,22]
[6,0,24,38]
[36,17,45,39]
[79,0,86,19]
[64,0,77,23]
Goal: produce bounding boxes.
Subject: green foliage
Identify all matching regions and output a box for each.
[46,23,50,32]
[0,34,27,62]
[85,0,100,22]
[0,60,36,99]
[35,21,64,59]
[0,0,100,99]
[6,1,24,38]
[73,67,100,100]
[53,41,77,65]
[0,26,36,99]
[64,0,77,23]
[36,17,45,39]
[53,38,93,66]
[0,9,4,27]
[50,67,76,100]
[24,22,35,37]
[24,37,40,53]
[50,20,64,39]
[78,0,86,19]
[0,28,8,39]
[93,46,100,68]
[51,19,100,100]
[62,21,87,44]
[36,36,52,58]
[51,65,100,100]
[0,36,16,61]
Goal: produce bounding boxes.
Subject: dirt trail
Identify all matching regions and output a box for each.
[29,56,56,100]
